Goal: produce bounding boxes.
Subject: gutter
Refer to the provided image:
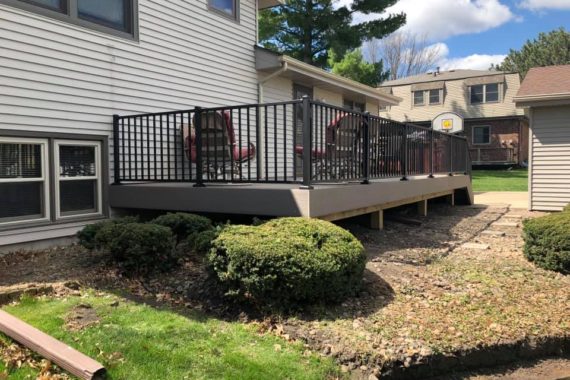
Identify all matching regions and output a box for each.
[0,309,105,379]
[514,92,570,104]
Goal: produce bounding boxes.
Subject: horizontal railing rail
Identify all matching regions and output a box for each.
[113,97,471,187]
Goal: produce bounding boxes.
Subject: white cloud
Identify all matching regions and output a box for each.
[434,43,506,70]
[336,0,516,41]
[519,0,570,10]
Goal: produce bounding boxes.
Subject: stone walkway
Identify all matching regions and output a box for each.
[474,192,529,209]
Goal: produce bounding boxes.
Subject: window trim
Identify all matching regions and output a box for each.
[0,136,50,227]
[472,125,491,145]
[54,140,103,220]
[207,0,239,22]
[0,0,139,40]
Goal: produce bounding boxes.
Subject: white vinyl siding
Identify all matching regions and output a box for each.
[0,0,259,167]
[530,106,570,211]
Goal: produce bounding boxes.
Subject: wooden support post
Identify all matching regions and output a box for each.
[417,199,428,217]
[447,192,455,206]
[370,210,384,230]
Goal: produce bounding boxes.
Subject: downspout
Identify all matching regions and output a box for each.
[257,62,288,179]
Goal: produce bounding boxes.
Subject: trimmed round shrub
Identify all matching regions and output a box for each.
[152,213,212,243]
[95,222,175,274]
[77,216,138,250]
[523,213,570,274]
[207,218,366,309]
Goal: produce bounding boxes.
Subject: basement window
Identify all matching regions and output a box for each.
[0,138,50,225]
[54,141,102,219]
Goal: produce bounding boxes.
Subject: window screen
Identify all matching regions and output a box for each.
[0,182,44,221]
[60,180,97,213]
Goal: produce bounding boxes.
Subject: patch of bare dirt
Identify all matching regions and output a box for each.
[64,304,100,331]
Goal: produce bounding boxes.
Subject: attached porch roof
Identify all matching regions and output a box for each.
[255,46,401,107]
[258,0,284,9]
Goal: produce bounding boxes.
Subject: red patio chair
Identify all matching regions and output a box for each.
[183,111,255,179]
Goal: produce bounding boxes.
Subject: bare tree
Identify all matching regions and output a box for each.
[366,32,442,81]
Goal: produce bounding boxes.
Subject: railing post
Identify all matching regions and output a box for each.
[429,129,434,178]
[113,114,121,185]
[401,124,409,181]
[465,139,470,175]
[301,95,313,189]
[362,112,370,184]
[449,135,454,176]
[193,107,205,187]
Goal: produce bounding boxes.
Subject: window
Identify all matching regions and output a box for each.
[470,83,501,104]
[0,138,49,225]
[54,141,102,218]
[343,99,365,112]
[208,0,238,20]
[429,89,441,105]
[470,85,484,104]
[1,0,136,38]
[485,83,499,103]
[23,0,65,12]
[413,91,424,106]
[473,126,491,145]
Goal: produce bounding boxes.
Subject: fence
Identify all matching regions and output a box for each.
[113,97,470,187]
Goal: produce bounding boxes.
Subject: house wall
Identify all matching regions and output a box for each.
[381,73,524,122]
[0,0,260,248]
[529,105,570,211]
[465,118,529,165]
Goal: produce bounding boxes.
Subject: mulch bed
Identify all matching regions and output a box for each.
[0,203,569,379]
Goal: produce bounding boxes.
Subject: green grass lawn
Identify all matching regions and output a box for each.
[471,169,528,192]
[0,292,340,380]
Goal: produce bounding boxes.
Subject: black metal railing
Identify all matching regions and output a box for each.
[113,97,471,187]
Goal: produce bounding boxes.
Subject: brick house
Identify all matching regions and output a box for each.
[379,70,529,166]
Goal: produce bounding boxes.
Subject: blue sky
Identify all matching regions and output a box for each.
[447,0,570,59]
[340,0,570,70]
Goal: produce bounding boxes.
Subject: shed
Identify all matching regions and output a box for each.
[514,65,570,211]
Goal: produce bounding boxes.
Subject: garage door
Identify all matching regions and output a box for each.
[531,105,570,211]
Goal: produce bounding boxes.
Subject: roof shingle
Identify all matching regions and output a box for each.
[517,65,570,98]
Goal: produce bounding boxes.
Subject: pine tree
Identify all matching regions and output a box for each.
[259,0,405,69]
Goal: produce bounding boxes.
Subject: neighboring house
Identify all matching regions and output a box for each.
[514,65,570,211]
[0,0,407,250]
[379,70,529,167]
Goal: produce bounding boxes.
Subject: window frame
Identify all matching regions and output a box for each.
[413,91,425,107]
[54,140,103,220]
[429,89,441,105]
[208,0,239,22]
[470,83,501,105]
[472,125,491,145]
[0,0,138,40]
[0,137,50,226]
